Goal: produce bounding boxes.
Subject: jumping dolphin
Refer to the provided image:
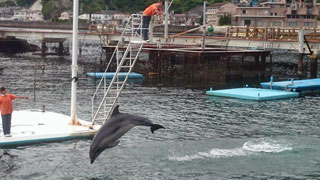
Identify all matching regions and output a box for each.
[89,105,165,164]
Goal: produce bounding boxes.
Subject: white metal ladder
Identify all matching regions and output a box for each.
[91,14,146,125]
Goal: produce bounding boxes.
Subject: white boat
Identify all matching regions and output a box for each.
[0,0,100,147]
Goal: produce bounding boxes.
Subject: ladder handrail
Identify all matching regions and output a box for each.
[91,16,132,100]
[91,14,145,125]
[91,42,144,125]
[91,42,132,124]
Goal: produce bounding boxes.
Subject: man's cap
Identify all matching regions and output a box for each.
[0,87,6,92]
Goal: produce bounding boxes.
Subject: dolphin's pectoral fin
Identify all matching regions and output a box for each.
[107,140,120,148]
[150,124,165,134]
[111,105,120,116]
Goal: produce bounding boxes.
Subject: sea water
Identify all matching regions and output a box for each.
[0,49,319,179]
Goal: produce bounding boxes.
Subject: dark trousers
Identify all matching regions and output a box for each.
[142,16,151,40]
[2,114,12,135]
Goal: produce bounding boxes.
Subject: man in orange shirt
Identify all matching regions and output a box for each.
[139,0,164,41]
[0,87,29,137]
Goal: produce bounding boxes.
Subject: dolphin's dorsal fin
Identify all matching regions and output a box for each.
[111,105,120,116]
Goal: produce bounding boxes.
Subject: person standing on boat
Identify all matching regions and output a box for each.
[0,87,29,137]
[140,0,164,41]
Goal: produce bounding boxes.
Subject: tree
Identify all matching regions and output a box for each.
[218,14,231,26]
[16,0,37,7]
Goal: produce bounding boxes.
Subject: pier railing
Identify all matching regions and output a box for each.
[226,26,320,41]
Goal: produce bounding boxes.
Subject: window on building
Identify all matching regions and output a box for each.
[244,19,251,26]
[272,21,281,27]
[304,22,313,26]
[242,10,246,14]
[288,22,298,27]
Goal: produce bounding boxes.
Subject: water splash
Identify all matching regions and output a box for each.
[169,138,292,162]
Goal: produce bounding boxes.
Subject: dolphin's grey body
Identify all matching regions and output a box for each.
[89,105,165,163]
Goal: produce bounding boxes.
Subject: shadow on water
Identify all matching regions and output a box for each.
[0,150,19,176]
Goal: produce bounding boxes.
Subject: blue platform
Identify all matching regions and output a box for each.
[206,88,299,101]
[87,72,143,79]
[261,78,320,93]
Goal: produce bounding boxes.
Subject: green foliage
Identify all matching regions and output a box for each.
[16,0,37,7]
[171,0,214,14]
[42,0,57,20]
[81,0,106,14]
[218,14,231,26]
[0,1,16,7]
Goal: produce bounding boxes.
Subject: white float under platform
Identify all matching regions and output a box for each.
[206,88,299,101]
[0,110,100,148]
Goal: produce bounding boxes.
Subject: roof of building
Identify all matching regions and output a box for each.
[208,2,228,9]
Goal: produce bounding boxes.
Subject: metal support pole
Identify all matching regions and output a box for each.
[71,0,80,125]
[164,0,169,42]
[202,1,206,51]
[298,29,304,76]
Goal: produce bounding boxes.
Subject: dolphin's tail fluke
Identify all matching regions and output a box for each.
[151,124,165,133]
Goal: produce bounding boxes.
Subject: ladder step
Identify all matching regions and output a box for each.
[130,40,146,44]
[95,118,107,121]
[116,73,129,76]
[113,82,125,84]
[121,66,132,68]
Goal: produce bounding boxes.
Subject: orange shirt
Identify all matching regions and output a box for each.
[143,3,162,16]
[0,94,16,115]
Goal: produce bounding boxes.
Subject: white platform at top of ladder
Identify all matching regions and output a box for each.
[130,40,147,44]
[0,110,100,147]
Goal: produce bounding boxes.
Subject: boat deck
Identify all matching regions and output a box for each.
[0,110,100,147]
[206,88,299,101]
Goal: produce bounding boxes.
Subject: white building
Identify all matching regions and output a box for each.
[79,14,90,21]
[28,0,43,21]
[59,12,70,20]
[12,9,28,21]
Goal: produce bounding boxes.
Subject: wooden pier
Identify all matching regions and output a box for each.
[102,44,271,85]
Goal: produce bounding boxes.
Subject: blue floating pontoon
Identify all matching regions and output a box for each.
[87,72,143,79]
[206,88,299,101]
[261,78,320,93]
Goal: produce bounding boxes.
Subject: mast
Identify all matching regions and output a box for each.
[71,0,80,125]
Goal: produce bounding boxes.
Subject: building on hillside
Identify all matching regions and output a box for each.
[79,14,90,21]
[234,5,286,27]
[113,13,130,25]
[285,0,319,28]
[172,13,187,25]
[0,8,13,20]
[59,12,70,20]
[91,10,118,24]
[11,9,28,21]
[28,0,43,21]
[187,5,203,17]
[233,0,319,28]
[206,2,238,26]
[27,10,43,21]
